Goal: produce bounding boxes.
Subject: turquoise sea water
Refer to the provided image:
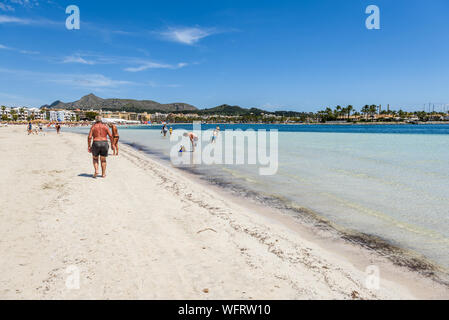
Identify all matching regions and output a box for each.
[71,124,449,270]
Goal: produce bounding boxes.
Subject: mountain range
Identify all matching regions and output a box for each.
[41,94,305,117]
[41,94,197,113]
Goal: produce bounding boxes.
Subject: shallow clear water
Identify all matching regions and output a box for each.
[71,124,449,269]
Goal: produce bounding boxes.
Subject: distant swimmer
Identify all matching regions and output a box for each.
[183,132,199,152]
[88,116,113,178]
[211,126,220,143]
[161,124,168,137]
[108,123,120,156]
[169,127,173,136]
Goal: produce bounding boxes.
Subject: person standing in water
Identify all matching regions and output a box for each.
[211,126,220,143]
[88,116,113,178]
[108,123,120,156]
[183,132,199,152]
[161,124,168,137]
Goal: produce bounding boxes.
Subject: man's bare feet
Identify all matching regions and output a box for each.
[102,174,106,178]
[93,172,99,178]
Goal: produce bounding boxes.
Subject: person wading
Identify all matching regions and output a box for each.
[88,116,113,178]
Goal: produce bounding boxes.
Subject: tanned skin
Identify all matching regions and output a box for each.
[88,122,113,178]
[109,124,120,156]
[184,132,198,152]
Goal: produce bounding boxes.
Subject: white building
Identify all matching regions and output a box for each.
[0,107,11,120]
[27,108,46,120]
[1,107,45,121]
[49,110,76,122]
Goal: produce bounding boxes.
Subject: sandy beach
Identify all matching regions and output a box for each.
[0,125,448,300]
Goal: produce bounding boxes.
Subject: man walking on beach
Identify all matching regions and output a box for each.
[88,116,113,178]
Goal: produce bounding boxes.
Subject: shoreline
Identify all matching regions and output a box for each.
[116,136,449,283]
[69,127,449,296]
[120,139,449,289]
[114,141,449,299]
[1,125,448,299]
[71,127,449,296]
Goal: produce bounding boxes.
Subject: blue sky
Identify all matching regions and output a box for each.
[1,0,449,112]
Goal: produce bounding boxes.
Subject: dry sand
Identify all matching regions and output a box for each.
[0,125,448,300]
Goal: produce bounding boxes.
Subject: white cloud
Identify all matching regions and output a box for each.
[0,3,15,11]
[49,74,135,89]
[0,67,135,89]
[19,49,39,54]
[0,14,31,23]
[0,14,59,26]
[63,55,96,65]
[7,0,39,9]
[124,61,188,72]
[0,43,38,54]
[160,27,215,45]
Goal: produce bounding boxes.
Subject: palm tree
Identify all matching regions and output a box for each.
[346,105,354,120]
[369,105,378,119]
[10,109,18,121]
[361,105,370,120]
[335,105,342,119]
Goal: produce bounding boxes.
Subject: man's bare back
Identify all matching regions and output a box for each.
[89,123,112,141]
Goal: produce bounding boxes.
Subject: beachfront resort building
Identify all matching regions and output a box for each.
[1,107,47,121]
[48,110,77,122]
[0,107,10,120]
[100,110,151,122]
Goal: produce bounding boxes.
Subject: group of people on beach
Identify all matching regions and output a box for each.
[27,121,43,135]
[87,117,220,178]
[179,126,220,153]
[27,121,60,135]
[161,124,173,137]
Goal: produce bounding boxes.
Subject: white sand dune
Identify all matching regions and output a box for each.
[0,125,447,299]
